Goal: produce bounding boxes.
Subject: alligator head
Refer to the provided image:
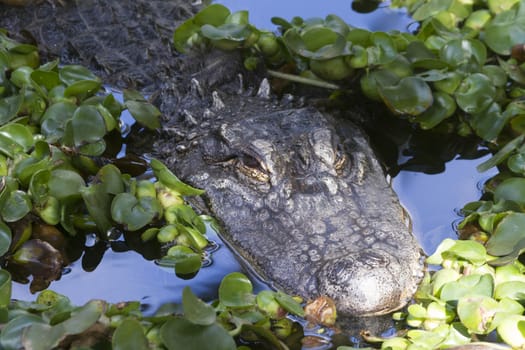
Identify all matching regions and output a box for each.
[155,52,424,316]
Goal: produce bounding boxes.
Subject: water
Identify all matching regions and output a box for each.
[10,0,496,342]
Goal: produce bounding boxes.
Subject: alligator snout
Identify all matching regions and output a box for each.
[318,248,418,316]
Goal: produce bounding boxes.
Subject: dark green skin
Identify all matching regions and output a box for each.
[0,0,424,316]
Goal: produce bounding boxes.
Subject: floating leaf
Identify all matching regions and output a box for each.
[457,295,499,334]
[0,221,12,257]
[182,286,216,326]
[112,319,149,350]
[379,76,433,115]
[58,65,100,86]
[40,102,77,143]
[165,246,201,276]
[0,314,46,350]
[484,4,525,55]
[111,193,161,231]
[173,4,231,52]
[123,89,160,130]
[455,73,495,114]
[440,274,494,302]
[160,318,236,350]
[487,212,525,256]
[150,158,204,196]
[0,190,31,222]
[218,272,255,308]
[48,169,85,201]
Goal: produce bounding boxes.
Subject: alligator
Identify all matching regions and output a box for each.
[0,0,424,316]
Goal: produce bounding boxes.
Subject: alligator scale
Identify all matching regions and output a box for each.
[0,0,423,316]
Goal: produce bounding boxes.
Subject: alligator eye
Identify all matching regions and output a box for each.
[236,153,270,182]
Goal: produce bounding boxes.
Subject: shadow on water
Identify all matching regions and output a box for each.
[9,1,498,347]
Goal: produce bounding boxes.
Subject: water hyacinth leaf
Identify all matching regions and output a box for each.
[0,133,23,158]
[469,102,507,141]
[123,90,160,130]
[219,272,255,308]
[160,318,236,350]
[182,286,216,325]
[9,239,64,293]
[416,91,456,129]
[0,221,11,257]
[379,76,433,116]
[63,79,101,98]
[497,315,525,348]
[30,69,60,91]
[112,319,149,350]
[29,169,51,205]
[0,190,31,222]
[477,135,525,172]
[0,123,34,152]
[494,281,525,300]
[98,164,125,195]
[200,23,251,42]
[240,324,288,350]
[111,193,161,231]
[0,314,45,350]
[440,38,486,68]
[275,292,305,317]
[441,239,488,265]
[173,4,231,52]
[48,169,85,201]
[40,101,77,143]
[457,295,499,334]
[58,64,100,86]
[80,184,112,235]
[494,178,525,205]
[166,246,201,276]
[68,105,107,147]
[150,158,204,196]
[455,73,495,114]
[486,213,525,256]
[440,274,494,302]
[484,5,525,55]
[411,0,453,22]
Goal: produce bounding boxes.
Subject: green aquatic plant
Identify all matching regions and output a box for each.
[174,0,525,348]
[0,29,212,287]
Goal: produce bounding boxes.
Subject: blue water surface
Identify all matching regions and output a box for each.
[11,0,496,324]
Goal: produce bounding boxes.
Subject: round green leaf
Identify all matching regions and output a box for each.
[112,319,149,350]
[457,295,499,334]
[487,212,525,256]
[0,123,34,153]
[440,274,494,302]
[0,221,12,257]
[111,193,161,231]
[182,286,216,326]
[59,65,100,86]
[166,246,202,276]
[30,70,60,91]
[64,80,101,98]
[379,76,433,116]
[218,272,255,308]
[160,318,236,350]
[484,5,525,55]
[455,73,495,114]
[416,91,456,129]
[0,314,45,350]
[0,270,11,307]
[48,169,85,201]
[68,105,107,147]
[40,102,77,143]
[0,190,31,222]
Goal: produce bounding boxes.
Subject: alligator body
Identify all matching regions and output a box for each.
[0,0,423,316]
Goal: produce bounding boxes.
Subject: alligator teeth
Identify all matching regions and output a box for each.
[256,78,270,99]
[212,91,225,110]
[190,78,204,98]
